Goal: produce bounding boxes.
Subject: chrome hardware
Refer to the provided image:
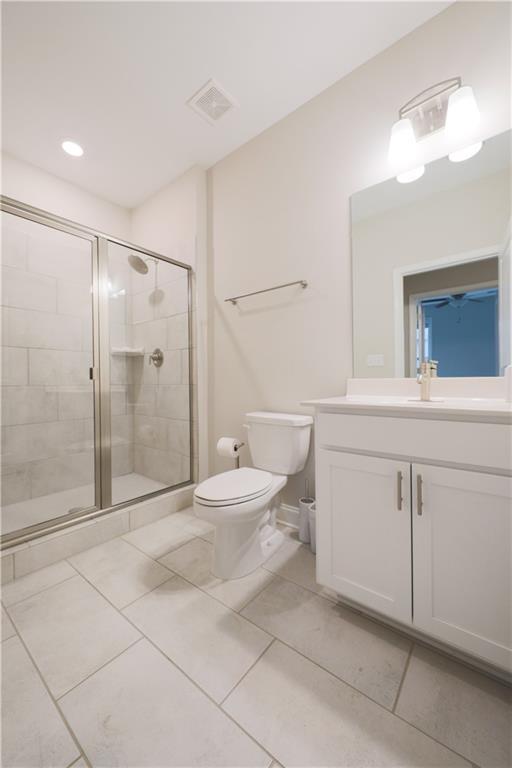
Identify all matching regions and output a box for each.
[149,348,164,367]
[416,474,423,515]
[397,471,403,511]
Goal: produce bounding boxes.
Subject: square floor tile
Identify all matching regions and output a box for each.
[263,535,335,599]
[223,640,469,767]
[8,575,140,697]
[1,636,79,768]
[124,575,272,702]
[160,538,275,611]
[2,561,75,607]
[60,639,271,768]
[123,511,212,559]
[242,576,410,709]
[2,605,16,641]
[69,538,172,608]
[396,644,512,767]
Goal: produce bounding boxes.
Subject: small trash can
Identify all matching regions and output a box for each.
[308,502,317,554]
[298,497,314,543]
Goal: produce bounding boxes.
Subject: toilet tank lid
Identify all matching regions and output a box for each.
[245,411,313,427]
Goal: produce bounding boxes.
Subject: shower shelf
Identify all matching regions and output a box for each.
[111,347,145,357]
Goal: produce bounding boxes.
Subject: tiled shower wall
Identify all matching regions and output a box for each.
[1,214,194,523]
[1,213,96,507]
[108,244,193,488]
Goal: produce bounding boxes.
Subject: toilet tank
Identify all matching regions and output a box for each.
[244,411,313,475]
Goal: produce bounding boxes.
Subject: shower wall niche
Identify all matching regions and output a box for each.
[1,198,193,546]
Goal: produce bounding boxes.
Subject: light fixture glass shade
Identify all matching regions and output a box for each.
[388,118,417,167]
[397,165,425,184]
[62,140,84,157]
[449,141,483,163]
[445,86,480,143]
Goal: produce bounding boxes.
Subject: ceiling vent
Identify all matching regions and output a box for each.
[187,79,237,125]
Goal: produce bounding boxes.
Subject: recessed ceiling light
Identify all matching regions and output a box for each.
[62,140,84,157]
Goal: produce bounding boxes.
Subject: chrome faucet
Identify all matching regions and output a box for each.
[417,360,438,401]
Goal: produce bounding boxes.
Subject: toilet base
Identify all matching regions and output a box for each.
[212,521,284,580]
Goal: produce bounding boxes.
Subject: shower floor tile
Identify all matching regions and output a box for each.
[1,472,167,535]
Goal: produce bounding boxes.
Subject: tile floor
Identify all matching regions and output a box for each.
[1,508,510,768]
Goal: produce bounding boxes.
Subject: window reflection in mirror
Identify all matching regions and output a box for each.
[351,130,511,378]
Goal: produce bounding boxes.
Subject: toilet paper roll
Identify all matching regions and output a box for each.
[217,437,243,459]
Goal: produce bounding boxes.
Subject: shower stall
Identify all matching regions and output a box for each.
[1,197,193,547]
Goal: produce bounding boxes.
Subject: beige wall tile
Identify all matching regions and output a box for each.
[156,385,189,419]
[2,306,82,350]
[1,385,58,426]
[167,312,189,350]
[134,415,168,451]
[1,464,31,505]
[2,265,56,313]
[57,279,92,317]
[1,553,14,584]
[29,349,91,386]
[57,387,94,420]
[30,450,94,497]
[1,346,28,385]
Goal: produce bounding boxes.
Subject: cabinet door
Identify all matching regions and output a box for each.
[316,450,412,623]
[413,464,512,671]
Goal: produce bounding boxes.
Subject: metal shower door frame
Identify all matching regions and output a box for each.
[0,196,194,549]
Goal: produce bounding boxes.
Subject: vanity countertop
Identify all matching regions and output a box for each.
[301,395,512,424]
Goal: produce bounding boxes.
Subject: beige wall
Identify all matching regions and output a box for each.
[208,2,511,505]
[1,153,130,239]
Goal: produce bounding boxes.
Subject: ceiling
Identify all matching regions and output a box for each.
[2,1,449,208]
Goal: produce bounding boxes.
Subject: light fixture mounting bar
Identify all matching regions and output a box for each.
[398,77,462,139]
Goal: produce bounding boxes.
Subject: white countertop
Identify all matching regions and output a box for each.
[301,395,512,424]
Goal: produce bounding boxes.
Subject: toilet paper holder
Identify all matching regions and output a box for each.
[216,437,245,469]
[235,443,245,469]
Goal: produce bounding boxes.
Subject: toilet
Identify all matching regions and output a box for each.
[194,411,313,579]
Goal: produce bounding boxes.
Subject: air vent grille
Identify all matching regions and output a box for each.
[187,79,236,125]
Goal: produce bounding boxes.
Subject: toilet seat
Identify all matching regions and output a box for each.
[195,467,273,507]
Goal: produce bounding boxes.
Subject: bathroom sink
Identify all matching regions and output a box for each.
[407,397,444,403]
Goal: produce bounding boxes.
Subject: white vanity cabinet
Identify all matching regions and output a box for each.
[316,450,412,623]
[412,464,511,671]
[309,399,512,673]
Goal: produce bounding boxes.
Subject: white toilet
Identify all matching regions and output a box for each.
[194,411,313,579]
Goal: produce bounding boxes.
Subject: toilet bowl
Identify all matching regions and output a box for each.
[194,411,313,579]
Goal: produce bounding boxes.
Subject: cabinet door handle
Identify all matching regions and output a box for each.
[396,471,403,511]
[416,474,423,515]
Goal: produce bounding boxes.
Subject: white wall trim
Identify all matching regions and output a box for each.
[277,502,300,528]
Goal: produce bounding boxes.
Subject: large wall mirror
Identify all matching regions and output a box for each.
[351,130,511,378]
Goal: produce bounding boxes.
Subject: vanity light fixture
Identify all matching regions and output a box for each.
[62,139,84,157]
[445,86,482,162]
[388,78,482,182]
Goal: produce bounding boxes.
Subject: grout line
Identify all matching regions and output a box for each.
[5,614,93,767]
[7,524,486,768]
[392,641,414,713]
[68,566,277,763]
[55,637,144,701]
[219,638,276,707]
[1,573,77,609]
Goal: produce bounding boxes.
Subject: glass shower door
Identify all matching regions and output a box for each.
[1,210,98,537]
[105,241,192,506]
